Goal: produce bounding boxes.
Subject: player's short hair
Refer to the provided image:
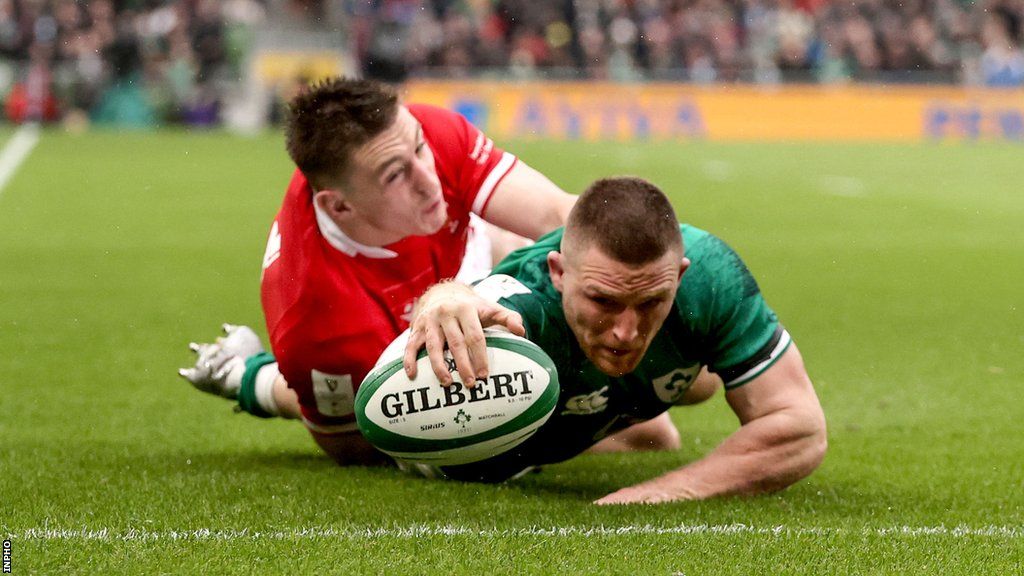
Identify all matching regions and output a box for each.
[563,177,682,265]
[285,77,399,191]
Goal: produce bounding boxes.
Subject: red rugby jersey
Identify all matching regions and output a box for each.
[260,104,517,433]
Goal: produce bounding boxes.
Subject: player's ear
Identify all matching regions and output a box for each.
[314,189,353,219]
[678,256,691,281]
[547,251,565,292]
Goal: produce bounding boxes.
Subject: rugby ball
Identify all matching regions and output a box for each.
[355,329,559,467]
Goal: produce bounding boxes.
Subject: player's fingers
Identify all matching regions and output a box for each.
[502,309,525,337]
[593,489,630,506]
[441,316,477,388]
[423,324,452,386]
[480,305,526,337]
[458,315,489,381]
[403,331,425,379]
[460,323,487,381]
[222,323,237,334]
[189,342,201,353]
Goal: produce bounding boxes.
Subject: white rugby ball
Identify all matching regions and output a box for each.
[355,329,559,467]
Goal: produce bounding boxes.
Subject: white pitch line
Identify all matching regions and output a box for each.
[9,524,1024,542]
[0,123,40,199]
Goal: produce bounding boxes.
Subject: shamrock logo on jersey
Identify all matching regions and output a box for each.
[652,365,701,404]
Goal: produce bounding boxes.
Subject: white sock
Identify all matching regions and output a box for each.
[254,362,282,417]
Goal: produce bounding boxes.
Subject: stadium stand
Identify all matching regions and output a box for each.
[350,0,1024,85]
[0,0,1021,126]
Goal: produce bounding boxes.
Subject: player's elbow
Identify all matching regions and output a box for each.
[805,406,828,472]
[791,424,827,488]
[749,406,827,495]
[777,405,828,489]
[631,415,682,452]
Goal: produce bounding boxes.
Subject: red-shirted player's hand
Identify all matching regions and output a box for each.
[403,282,525,387]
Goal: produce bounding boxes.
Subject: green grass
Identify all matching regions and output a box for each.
[1,127,1022,574]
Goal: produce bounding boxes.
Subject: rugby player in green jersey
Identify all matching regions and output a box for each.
[405,176,827,504]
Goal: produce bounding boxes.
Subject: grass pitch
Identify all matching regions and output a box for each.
[1,127,1022,574]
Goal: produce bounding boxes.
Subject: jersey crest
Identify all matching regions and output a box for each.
[651,364,701,404]
[311,370,356,418]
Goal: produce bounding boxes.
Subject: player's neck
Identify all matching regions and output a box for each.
[314,202,402,257]
[338,220,403,248]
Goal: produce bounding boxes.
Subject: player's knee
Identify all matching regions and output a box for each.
[649,418,681,451]
[630,415,681,451]
[312,430,392,467]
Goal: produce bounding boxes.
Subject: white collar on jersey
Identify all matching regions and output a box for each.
[313,200,399,259]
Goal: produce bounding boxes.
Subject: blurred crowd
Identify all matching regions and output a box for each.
[2,0,1023,126]
[351,0,1024,85]
[1,0,266,125]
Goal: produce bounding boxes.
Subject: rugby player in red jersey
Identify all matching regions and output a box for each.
[179,77,587,464]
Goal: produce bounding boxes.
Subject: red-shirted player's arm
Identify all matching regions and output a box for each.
[480,160,576,240]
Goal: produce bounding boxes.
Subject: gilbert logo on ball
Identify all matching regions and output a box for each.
[356,329,559,467]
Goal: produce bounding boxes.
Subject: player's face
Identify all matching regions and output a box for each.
[343,106,446,243]
[550,246,687,377]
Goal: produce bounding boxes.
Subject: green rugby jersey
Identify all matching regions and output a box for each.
[442,225,791,482]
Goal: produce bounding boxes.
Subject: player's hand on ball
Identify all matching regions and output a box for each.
[404,283,525,387]
[178,324,265,399]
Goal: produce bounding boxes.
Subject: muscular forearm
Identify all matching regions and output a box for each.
[596,406,826,504]
[661,408,826,499]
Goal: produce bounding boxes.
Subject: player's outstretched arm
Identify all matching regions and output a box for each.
[595,344,827,504]
[403,281,525,387]
[482,161,577,240]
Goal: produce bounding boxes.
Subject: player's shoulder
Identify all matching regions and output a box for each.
[673,224,769,337]
[679,224,753,286]
[271,169,318,243]
[473,272,571,368]
[492,228,563,276]
[474,230,565,330]
[408,103,467,135]
[280,168,313,208]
